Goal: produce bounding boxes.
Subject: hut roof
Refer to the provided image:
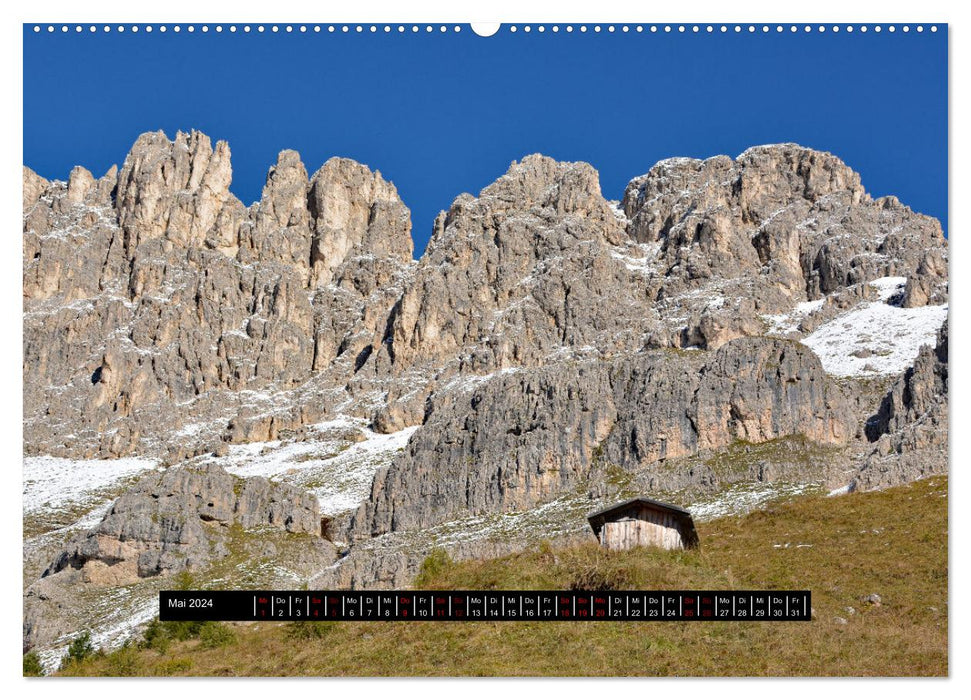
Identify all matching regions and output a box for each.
[586,496,691,523]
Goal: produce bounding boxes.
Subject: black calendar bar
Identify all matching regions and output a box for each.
[159,590,811,622]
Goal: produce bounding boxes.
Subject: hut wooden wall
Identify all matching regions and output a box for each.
[599,508,686,551]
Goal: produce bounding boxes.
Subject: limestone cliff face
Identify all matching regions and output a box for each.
[854,321,949,490]
[353,338,854,536]
[23,130,413,459]
[115,130,236,251]
[369,145,947,430]
[622,145,946,305]
[44,464,326,583]
[24,137,946,458]
[383,155,631,372]
[25,464,335,651]
[370,155,659,429]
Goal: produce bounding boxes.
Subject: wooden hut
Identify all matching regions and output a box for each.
[587,497,698,551]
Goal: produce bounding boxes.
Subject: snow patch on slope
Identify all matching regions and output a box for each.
[23,455,157,516]
[763,298,825,335]
[689,482,820,521]
[802,278,947,377]
[202,417,417,516]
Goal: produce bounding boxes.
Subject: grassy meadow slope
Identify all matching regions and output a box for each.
[50,475,947,677]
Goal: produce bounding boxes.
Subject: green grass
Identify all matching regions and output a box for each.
[23,652,44,677]
[651,435,842,490]
[55,476,947,677]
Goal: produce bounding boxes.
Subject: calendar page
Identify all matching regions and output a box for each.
[21,17,948,678]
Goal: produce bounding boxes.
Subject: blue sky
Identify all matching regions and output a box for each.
[23,24,948,253]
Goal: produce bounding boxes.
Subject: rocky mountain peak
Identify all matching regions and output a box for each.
[23,135,948,465]
[237,148,313,271]
[23,130,418,458]
[376,153,631,391]
[735,143,866,220]
[115,129,235,249]
[476,153,616,221]
[65,165,96,204]
[23,165,47,210]
[623,143,865,234]
[257,149,311,231]
[616,143,945,314]
[308,156,413,287]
